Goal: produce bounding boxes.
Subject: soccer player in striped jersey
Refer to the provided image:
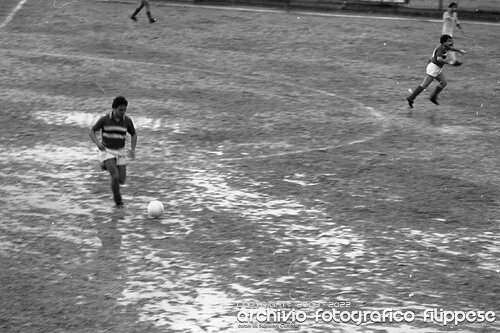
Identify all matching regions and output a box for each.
[406,35,466,108]
[90,96,137,206]
[130,0,156,23]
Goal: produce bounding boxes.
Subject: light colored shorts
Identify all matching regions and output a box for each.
[426,62,444,78]
[99,148,130,166]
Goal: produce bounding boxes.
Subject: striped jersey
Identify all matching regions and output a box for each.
[92,112,136,149]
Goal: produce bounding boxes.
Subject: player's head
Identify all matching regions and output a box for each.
[440,34,452,44]
[112,96,128,119]
[448,2,457,9]
[112,96,128,109]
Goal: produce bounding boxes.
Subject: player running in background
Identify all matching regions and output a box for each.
[406,35,466,108]
[442,2,463,64]
[90,96,137,206]
[131,0,156,23]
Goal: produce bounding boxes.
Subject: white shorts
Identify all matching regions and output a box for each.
[99,148,130,166]
[426,62,444,78]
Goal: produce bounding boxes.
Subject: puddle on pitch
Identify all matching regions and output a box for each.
[113,166,374,331]
[3,140,498,332]
[33,109,185,133]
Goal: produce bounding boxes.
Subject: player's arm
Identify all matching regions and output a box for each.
[437,57,451,65]
[436,49,450,66]
[130,133,137,158]
[454,13,463,32]
[90,119,106,151]
[128,120,137,159]
[450,47,466,55]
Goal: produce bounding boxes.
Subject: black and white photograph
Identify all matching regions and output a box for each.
[0,0,499,332]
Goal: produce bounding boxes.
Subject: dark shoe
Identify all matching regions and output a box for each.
[429,97,439,105]
[406,97,414,109]
[149,18,157,23]
[115,200,124,207]
[453,61,463,66]
[131,15,137,22]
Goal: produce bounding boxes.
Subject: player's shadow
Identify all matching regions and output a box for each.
[84,210,126,303]
[406,109,443,127]
[97,211,123,259]
[428,111,443,126]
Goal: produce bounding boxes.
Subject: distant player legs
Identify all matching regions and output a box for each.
[130,0,156,23]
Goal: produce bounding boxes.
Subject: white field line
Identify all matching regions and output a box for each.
[1,48,232,77]
[2,47,391,161]
[97,0,500,27]
[220,85,389,162]
[52,1,79,9]
[0,0,29,30]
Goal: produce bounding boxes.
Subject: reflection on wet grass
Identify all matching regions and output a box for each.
[1,2,499,332]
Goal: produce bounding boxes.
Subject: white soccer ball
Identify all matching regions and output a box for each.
[147,200,164,218]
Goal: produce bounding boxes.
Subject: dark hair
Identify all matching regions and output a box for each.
[112,96,128,108]
[449,2,457,8]
[440,34,452,44]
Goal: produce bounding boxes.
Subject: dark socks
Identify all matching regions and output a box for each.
[147,11,156,23]
[131,4,144,19]
[408,85,424,101]
[430,86,444,101]
[406,85,424,108]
